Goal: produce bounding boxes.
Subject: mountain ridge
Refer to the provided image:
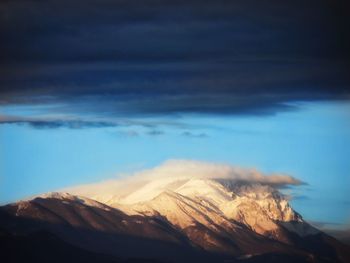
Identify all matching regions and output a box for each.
[1,175,349,263]
[67,176,309,242]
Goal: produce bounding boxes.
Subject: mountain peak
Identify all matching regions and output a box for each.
[39,191,76,200]
[64,175,306,243]
[2,178,349,263]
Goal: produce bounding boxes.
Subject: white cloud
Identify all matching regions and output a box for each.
[66,160,304,199]
[128,159,303,187]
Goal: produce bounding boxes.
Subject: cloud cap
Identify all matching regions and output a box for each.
[65,159,305,200]
[130,159,304,187]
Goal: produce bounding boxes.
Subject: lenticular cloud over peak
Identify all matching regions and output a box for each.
[66,159,304,198]
[129,160,304,187]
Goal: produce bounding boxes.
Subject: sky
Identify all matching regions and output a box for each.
[0,0,350,229]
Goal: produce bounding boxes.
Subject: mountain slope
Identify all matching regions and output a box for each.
[69,176,315,244]
[0,193,209,262]
[1,174,350,263]
[65,172,350,262]
[0,229,125,263]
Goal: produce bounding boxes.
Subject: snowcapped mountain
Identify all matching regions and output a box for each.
[65,161,313,245]
[1,160,349,263]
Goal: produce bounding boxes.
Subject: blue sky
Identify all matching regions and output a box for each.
[1,0,350,241]
[1,101,349,228]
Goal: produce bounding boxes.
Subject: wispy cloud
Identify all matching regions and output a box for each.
[0,115,117,129]
[0,114,187,130]
[147,130,165,136]
[130,160,304,187]
[182,131,208,138]
[67,160,305,198]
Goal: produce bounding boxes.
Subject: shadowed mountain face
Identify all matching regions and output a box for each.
[0,196,204,263]
[1,229,125,263]
[1,181,350,263]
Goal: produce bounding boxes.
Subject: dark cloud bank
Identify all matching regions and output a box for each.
[0,0,349,121]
